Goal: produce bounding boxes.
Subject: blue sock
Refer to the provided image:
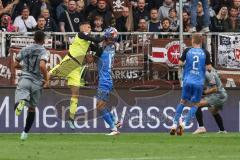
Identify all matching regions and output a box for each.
[109,111,116,123]
[173,104,185,124]
[100,108,115,129]
[184,106,198,126]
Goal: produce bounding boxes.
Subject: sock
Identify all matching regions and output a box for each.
[70,97,78,119]
[109,111,116,123]
[196,107,204,127]
[213,113,225,131]
[173,103,185,125]
[184,106,198,126]
[100,107,115,129]
[24,111,35,133]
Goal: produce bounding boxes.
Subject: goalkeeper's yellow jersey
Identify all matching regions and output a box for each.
[69,34,90,63]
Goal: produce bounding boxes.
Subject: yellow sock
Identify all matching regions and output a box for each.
[70,97,78,119]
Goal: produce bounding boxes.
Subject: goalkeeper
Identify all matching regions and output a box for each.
[49,21,104,129]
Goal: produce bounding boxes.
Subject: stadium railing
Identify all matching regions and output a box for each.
[0,32,240,88]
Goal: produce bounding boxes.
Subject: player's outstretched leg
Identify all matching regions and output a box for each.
[170,103,185,135]
[21,107,36,140]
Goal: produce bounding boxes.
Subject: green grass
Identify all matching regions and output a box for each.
[0,133,240,160]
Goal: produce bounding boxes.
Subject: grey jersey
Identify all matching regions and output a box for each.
[205,68,227,96]
[16,44,48,85]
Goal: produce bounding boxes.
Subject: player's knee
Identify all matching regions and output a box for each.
[71,87,80,97]
[210,108,218,115]
[97,100,106,110]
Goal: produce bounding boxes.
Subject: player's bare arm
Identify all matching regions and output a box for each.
[203,85,217,95]
[14,59,22,69]
[40,60,48,88]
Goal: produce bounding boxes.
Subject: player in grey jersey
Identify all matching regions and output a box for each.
[14,31,49,140]
[193,68,228,134]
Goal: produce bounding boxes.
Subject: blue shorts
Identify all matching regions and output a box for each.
[96,89,110,102]
[181,82,203,103]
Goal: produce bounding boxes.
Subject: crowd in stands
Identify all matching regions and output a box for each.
[0,0,239,33]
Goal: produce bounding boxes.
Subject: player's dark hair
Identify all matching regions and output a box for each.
[192,33,202,45]
[34,30,46,44]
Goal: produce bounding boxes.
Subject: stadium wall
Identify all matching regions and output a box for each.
[0,88,239,133]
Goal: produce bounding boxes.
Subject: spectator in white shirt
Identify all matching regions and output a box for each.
[13,6,37,32]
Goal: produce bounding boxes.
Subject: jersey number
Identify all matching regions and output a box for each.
[25,55,38,72]
[193,56,199,70]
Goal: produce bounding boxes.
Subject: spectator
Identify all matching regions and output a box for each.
[85,0,97,17]
[56,0,68,20]
[34,15,48,31]
[116,6,134,32]
[160,17,172,32]
[133,0,149,31]
[220,0,233,10]
[137,18,147,32]
[147,8,161,32]
[41,8,58,32]
[189,0,210,32]
[158,0,175,21]
[0,13,17,32]
[233,0,240,7]
[88,0,114,29]
[76,0,85,15]
[147,0,163,11]
[0,0,19,17]
[209,0,221,13]
[194,2,206,32]
[49,0,62,17]
[59,0,84,32]
[224,5,240,32]
[28,0,53,20]
[11,0,27,20]
[208,0,216,18]
[211,5,228,32]
[183,10,191,32]
[13,6,37,32]
[169,8,179,32]
[92,15,103,32]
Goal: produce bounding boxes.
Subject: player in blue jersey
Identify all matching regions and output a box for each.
[170,33,212,136]
[95,27,121,136]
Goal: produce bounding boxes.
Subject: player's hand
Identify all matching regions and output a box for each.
[85,54,95,64]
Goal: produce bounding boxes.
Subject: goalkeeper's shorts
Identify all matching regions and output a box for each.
[50,54,85,87]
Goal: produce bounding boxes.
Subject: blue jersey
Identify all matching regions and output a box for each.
[181,48,211,86]
[180,47,211,103]
[97,44,115,91]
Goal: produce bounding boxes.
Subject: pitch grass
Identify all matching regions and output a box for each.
[0,133,240,160]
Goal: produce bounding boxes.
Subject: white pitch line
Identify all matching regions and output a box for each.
[92,156,197,160]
